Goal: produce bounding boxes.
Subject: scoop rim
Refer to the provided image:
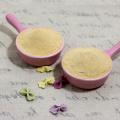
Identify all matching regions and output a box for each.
[16,27,64,58]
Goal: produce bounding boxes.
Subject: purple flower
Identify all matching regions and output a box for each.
[50,104,67,115]
[54,76,69,89]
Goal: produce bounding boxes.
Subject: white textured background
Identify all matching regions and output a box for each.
[1,0,120,120]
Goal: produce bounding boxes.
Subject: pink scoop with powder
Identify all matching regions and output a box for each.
[62,42,120,89]
[6,14,64,66]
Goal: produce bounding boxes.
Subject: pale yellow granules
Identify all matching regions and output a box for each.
[62,47,112,79]
[17,28,63,56]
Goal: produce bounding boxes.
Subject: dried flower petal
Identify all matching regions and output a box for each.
[38,77,55,89]
[50,104,67,115]
[19,87,36,101]
[36,66,54,73]
[54,76,69,89]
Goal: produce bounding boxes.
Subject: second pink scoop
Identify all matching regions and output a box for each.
[62,41,120,89]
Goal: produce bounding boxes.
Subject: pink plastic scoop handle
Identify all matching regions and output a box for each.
[6,13,26,33]
[105,41,120,58]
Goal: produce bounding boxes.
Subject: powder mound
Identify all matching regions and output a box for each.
[17,28,63,56]
[62,47,112,79]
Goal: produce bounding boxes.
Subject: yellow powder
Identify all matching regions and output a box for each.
[17,28,63,56]
[62,47,112,79]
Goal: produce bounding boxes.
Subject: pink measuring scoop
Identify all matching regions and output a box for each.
[62,42,120,89]
[6,14,64,66]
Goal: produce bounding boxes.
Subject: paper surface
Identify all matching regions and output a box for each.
[1,0,120,120]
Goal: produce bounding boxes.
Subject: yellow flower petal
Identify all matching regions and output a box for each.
[46,77,55,85]
[38,80,47,89]
[45,66,54,72]
[36,66,45,73]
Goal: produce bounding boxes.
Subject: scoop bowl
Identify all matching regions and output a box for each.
[62,41,120,89]
[6,14,64,66]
